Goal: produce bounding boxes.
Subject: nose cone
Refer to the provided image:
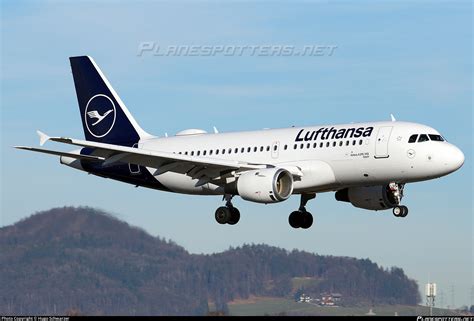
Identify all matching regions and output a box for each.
[443,144,464,173]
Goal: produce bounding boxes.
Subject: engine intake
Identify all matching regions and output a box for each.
[335,185,398,210]
[237,168,293,203]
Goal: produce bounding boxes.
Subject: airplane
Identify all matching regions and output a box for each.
[15,56,465,229]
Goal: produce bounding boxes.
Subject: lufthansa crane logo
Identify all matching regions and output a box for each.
[84,94,116,138]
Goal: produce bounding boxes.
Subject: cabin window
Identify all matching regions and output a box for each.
[197,151,200,156]
[209,150,213,155]
[418,134,429,143]
[313,142,317,148]
[294,144,297,150]
[339,141,343,146]
[359,139,363,145]
[266,146,270,151]
[203,150,206,156]
[284,145,288,150]
[222,149,226,154]
[333,141,337,147]
[185,151,188,155]
[346,141,350,146]
[320,142,324,148]
[326,142,330,147]
[300,144,304,149]
[274,145,278,151]
[216,150,219,155]
[408,134,418,143]
[254,147,257,152]
[429,134,444,142]
[352,140,356,146]
[241,147,245,153]
[247,147,251,152]
[191,151,194,156]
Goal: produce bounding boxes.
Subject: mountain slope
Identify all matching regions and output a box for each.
[0,207,420,315]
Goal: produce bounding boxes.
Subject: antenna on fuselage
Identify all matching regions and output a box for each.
[390,114,397,122]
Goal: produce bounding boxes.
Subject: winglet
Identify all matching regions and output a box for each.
[37,130,50,146]
[390,114,396,122]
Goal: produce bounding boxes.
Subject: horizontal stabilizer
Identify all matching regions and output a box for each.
[14,146,104,161]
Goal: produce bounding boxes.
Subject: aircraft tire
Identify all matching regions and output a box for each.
[289,211,301,229]
[228,207,240,225]
[215,206,232,224]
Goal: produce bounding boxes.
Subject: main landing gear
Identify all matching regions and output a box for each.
[215,194,240,225]
[288,193,316,229]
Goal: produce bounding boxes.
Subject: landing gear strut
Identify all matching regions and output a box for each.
[215,194,240,225]
[289,193,316,229]
[389,183,409,218]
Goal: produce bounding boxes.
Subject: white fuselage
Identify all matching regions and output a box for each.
[136,121,464,196]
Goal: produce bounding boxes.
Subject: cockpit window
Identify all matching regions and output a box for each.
[418,134,429,142]
[408,134,418,143]
[429,134,444,142]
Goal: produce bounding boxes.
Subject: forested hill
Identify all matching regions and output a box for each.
[0,207,420,315]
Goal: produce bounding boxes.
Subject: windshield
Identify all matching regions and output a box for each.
[428,134,444,141]
[418,134,429,142]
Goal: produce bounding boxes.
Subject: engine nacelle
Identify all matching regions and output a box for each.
[237,168,293,203]
[335,185,398,210]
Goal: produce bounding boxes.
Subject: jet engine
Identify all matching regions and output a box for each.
[237,168,293,203]
[335,185,399,210]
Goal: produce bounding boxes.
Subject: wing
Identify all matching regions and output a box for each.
[16,131,285,187]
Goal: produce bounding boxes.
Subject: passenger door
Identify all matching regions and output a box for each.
[374,126,393,158]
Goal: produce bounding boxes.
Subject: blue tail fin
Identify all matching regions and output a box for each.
[69,56,150,146]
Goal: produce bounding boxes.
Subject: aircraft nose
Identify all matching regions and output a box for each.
[444,144,464,172]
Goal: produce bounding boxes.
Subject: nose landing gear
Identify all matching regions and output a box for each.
[288,193,316,229]
[388,183,408,218]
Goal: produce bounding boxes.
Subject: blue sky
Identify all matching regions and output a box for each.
[1,0,472,307]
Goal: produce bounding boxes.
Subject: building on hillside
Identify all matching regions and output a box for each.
[320,293,343,307]
[298,293,312,303]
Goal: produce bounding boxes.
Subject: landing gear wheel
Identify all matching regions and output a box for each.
[300,212,313,229]
[400,205,408,217]
[215,206,232,224]
[289,211,313,229]
[289,211,301,229]
[228,207,241,225]
[393,205,409,218]
[393,206,402,217]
